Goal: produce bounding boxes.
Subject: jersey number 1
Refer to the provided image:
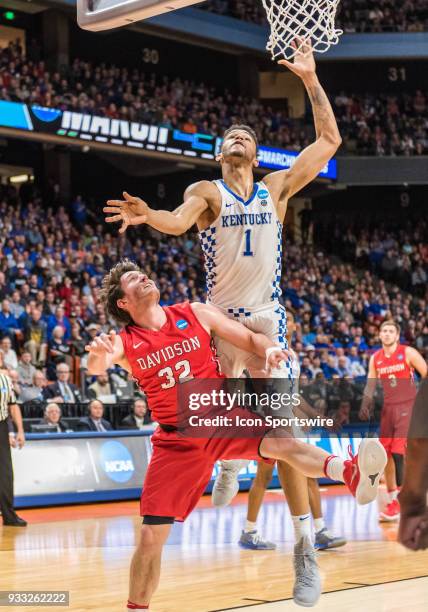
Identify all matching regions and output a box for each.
[243,229,254,257]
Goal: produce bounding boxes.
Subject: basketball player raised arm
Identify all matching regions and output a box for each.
[103,40,340,233]
[85,303,289,376]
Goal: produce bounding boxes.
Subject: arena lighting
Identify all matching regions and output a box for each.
[10,174,32,184]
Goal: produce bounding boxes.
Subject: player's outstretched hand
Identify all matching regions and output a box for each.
[398,497,428,551]
[85,330,116,356]
[104,192,149,233]
[266,348,291,372]
[277,38,316,79]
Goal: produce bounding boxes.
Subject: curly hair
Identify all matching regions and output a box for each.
[100,259,143,327]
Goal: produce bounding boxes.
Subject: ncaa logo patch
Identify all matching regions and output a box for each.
[99,441,135,484]
[176,319,189,330]
[258,189,269,199]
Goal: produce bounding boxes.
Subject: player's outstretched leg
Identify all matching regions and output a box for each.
[127,523,171,610]
[212,459,249,507]
[260,434,387,505]
[307,478,347,550]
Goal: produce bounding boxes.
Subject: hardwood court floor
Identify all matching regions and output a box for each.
[1,487,427,611]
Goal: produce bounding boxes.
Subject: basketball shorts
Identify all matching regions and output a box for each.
[140,412,273,522]
[380,399,415,456]
[211,302,303,438]
[211,301,291,379]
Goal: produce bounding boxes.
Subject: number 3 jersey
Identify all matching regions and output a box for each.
[373,344,416,405]
[119,303,223,425]
[199,180,282,311]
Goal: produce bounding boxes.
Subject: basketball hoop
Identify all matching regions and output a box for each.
[77,0,203,31]
[261,0,343,60]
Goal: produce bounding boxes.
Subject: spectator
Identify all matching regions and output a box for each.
[69,323,86,357]
[0,337,18,370]
[23,308,47,365]
[120,397,152,429]
[39,403,70,432]
[43,363,80,403]
[47,325,71,375]
[17,351,37,386]
[322,355,340,379]
[19,371,47,404]
[77,400,113,432]
[0,299,20,342]
[87,372,115,401]
[9,291,24,320]
[337,356,352,378]
[47,306,71,341]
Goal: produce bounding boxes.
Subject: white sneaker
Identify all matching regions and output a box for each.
[211,460,249,507]
[293,535,322,607]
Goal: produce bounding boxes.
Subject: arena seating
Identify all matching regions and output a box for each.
[1,42,427,156]
[203,0,428,33]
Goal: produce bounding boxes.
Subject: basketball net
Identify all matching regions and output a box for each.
[262,0,343,60]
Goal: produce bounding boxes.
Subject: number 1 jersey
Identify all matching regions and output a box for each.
[119,303,223,425]
[199,180,282,310]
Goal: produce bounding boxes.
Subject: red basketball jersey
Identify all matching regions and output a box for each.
[119,302,223,425]
[373,344,416,404]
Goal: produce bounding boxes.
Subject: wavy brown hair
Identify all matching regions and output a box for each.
[100,259,142,327]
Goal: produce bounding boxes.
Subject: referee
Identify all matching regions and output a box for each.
[0,370,27,526]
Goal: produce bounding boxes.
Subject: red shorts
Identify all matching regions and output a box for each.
[380,399,414,456]
[140,419,272,522]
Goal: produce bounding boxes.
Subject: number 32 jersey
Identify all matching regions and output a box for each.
[199,180,282,310]
[119,303,223,425]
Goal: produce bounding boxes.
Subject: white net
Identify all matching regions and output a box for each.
[262,0,343,60]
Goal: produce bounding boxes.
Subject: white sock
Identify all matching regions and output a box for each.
[325,457,345,482]
[244,520,257,533]
[292,514,312,542]
[314,517,325,533]
[389,489,398,502]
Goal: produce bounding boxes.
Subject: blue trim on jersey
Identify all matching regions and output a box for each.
[220,180,258,207]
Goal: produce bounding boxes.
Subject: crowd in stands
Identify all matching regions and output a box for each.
[1,42,427,156]
[315,210,428,299]
[203,0,428,33]
[332,90,428,156]
[0,180,426,431]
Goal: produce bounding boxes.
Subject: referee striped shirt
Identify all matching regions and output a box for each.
[0,372,16,421]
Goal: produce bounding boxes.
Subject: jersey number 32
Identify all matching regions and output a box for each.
[158,360,192,389]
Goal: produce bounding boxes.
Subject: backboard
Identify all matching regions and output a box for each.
[77,0,203,31]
